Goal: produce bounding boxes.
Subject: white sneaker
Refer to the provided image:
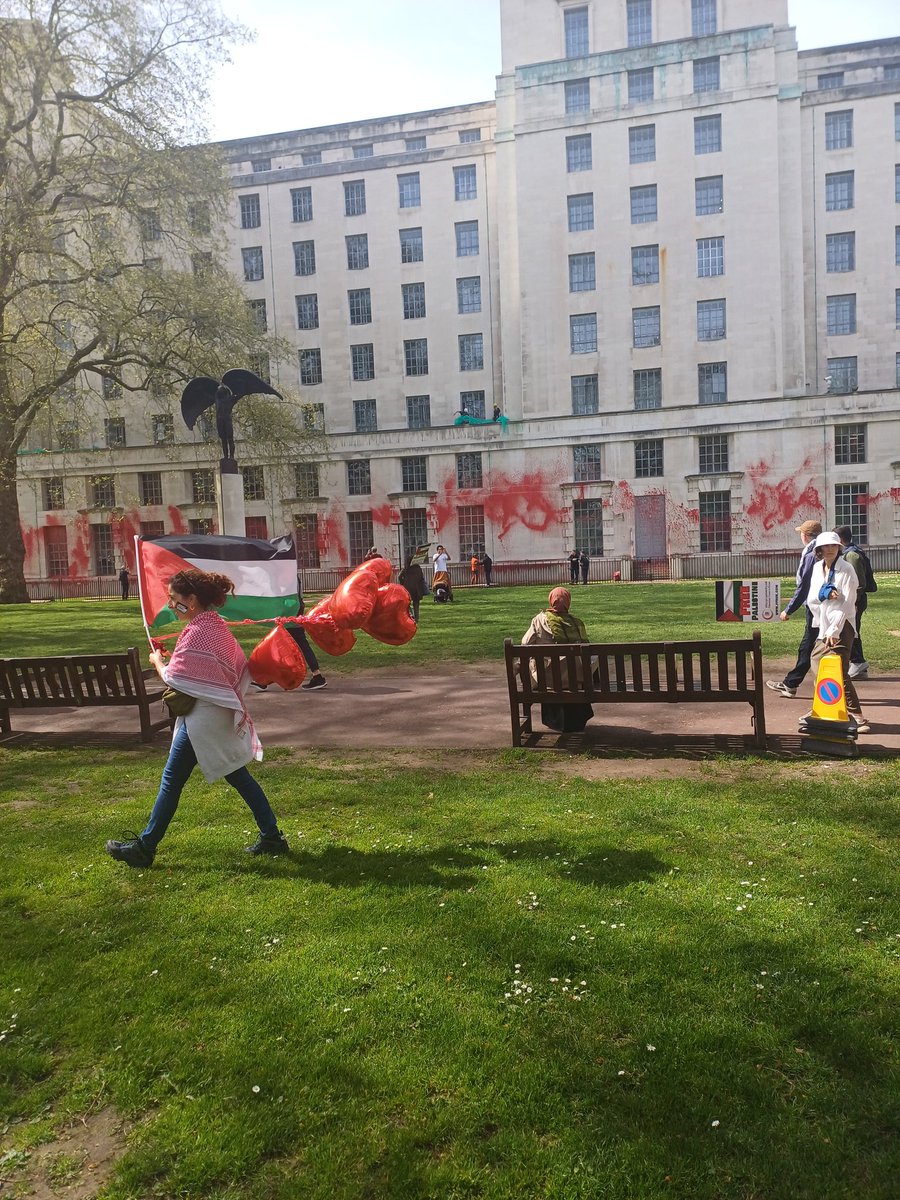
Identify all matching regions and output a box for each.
[847,662,870,680]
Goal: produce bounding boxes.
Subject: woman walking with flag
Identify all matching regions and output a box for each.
[105,569,289,868]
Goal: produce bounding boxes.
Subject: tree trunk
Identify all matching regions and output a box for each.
[0,442,29,603]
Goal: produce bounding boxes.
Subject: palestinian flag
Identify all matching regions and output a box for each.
[136,534,299,636]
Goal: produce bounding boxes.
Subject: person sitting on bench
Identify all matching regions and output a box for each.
[521,587,593,733]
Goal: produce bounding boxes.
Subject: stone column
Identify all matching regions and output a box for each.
[218,461,246,536]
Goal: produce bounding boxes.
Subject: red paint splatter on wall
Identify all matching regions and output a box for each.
[19,522,38,567]
[319,509,348,564]
[746,458,823,532]
[69,514,91,576]
[113,510,141,568]
[427,468,566,543]
[167,506,188,535]
[371,503,397,530]
[607,481,635,516]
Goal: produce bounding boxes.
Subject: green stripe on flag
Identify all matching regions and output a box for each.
[218,593,299,624]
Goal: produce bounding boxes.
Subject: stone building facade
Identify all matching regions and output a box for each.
[16,0,900,577]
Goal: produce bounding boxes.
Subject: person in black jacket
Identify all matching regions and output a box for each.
[766,519,821,698]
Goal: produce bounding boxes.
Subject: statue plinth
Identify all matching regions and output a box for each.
[220,457,239,475]
[218,468,246,536]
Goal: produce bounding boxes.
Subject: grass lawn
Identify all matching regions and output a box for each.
[1,577,899,671]
[1,747,898,1199]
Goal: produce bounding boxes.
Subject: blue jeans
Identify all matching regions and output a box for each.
[783,607,817,690]
[141,724,279,849]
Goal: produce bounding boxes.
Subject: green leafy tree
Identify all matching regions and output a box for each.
[0,0,314,602]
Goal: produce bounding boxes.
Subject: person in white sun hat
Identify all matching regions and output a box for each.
[805,530,870,734]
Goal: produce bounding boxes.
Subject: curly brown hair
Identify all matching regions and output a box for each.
[167,569,235,609]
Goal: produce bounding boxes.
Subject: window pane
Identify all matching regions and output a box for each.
[834,483,867,543]
[350,343,375,381]
[825,110,853,150]
[344,180,366,216]
[573,444,602,482]
[629,124,656,163]
[401,456,427,492]
[834,423,866,465]
[568,252,596,292]
[242,247,264,281]
[353,400,377,434]
[295,463,320,499]
[566,134,592,172]
[457,452,484,489]
[695,175,723,215]
[460,390,486,418]
[634,368,662,409]
[699,491,731,551]
[564,6,589,57]
[567,193,594,231]
[692,0,717,36]
[826,231,855,272]
[565,79,590,115]
[571,374,599,415]
[299,349,322,385]
[826,293,856,335]
[404,339,429,376]
[346,234,369,270]
[457,276,482,313]
[699,433,728,474]
[402,281,427,319]
[632,306,660,347]
[698,361,727,404]
[291,187,312,222]
[458,333,484,372]
[631,184,657,223]
[454,164,478,200]
[826,356,857,393]
[570,313,598,353]
[573,499,604,555]
[398,172,421,208]
[694,114,722,154]
[696,236,724,277]
[458,505,486,559]
[693,57,720,94]
[400,227,424,262]
[628,68,654,104]
[348,288,372,325]
[455,221,479,256]
[697,299,726,340]
[627,0,652,48]
[825,171,854,211]
[240,194,261,229]
[407,395,431,430]
[632,244,659,285]
[296,293,319,330]
[243,466,266,501]
[635,439,663,477]
[348,512,374,564]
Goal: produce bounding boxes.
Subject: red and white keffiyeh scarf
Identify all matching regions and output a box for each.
[163,611,259,753]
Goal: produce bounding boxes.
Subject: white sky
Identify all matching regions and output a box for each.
[207,0,899,142]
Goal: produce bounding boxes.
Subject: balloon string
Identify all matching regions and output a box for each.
[148,613,336,646]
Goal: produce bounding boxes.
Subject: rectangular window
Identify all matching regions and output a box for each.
[818,71,844,89]
[242,246,264,281]
[459,333,484,371]
[250,354,270,384]
[826,231,855,272]
[570,313,598,354]
[251,157,271,172]
[295,514,320,570]
[42,476,64,509]
[635,438,663,478]
[564,6,589,57]
[457,452,483,489]
[697,298,726,341]
[887,65,900,82]
[101,376,121,403]
[350,343,375,381]
[834,483,868,544]
[400,227,424,263]
[698,361,728,404]
[454,165,478,201]
[455,221,480,256]
[346,233,369,270]
[825,110,853,150]
[566,134,593,172]
[89,474,116,507]
[404,338,429,376]
[567,193,595,232]
[296,293,319,330]
[569,252,596,292]
[631,184,658,223]
[835,423,866,465]
[825,171,854,211]
[248,298,267,331]
[104,417,125,448]
[896,102,900,140]
[189,518,215,536]
[245,516,268,540]
[457,276,482,313]
[459,129,481,144]
[348,288,372,325]
[699,433,728,474]
[344,180,366,216]
[398,172,421,208]
[896,164,900,203]
[347,459,372,495]
[632,244,660,285]
[243,466,266,502]
[295,462,320,499]
[573,498,604,556]
[406,136,427,152]
[91,524,116,576]
[190,469,215,504]
[45,526,69,576]
[152,413,173,445]
[189,202,210,234]
[239,194,261,229]
[348,512,374,564]
[699,491,731,551]
[632,306,661,347]
[692,0,717,36]
[696,175,723,215]
[565,79,590,115]
[402,281,427,320]
[293,240,317,276]
[827,293,856,335]
[139,520,165,539]
[353,399,378,434]
[629,124,656,163]
[826,356,858,393]
[458,505,486,559]
[301,151,322,165]
[139,208,161,241]
[571,374,599,415]
[628,68,654,104]
[401,456,428,492]
[697,236,724,277]
[573,444,602,482]
[693,57,720,93]
[190,253,211,276]
[139,472,162,505]
[407,395,431,430]
[627,0,652,48]
[302,402,325,431]
[694,113,722,154]
[896,287,900,328]
[299,348,323,386]
[291,187,313,222]
[634,368,662,409]
[460,390,486,418]
[353,144,374,159]
[896,226,900,265]
[400,509,429,565]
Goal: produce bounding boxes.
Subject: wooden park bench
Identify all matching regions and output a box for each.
[0,647,170,743]
[504,632,767,749]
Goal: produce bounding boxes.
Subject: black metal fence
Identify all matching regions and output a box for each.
[24,545,900,601]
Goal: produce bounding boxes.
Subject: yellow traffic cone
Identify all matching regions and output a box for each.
[798,651,858,756]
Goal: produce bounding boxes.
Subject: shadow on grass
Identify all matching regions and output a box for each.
[241,840,668,891]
